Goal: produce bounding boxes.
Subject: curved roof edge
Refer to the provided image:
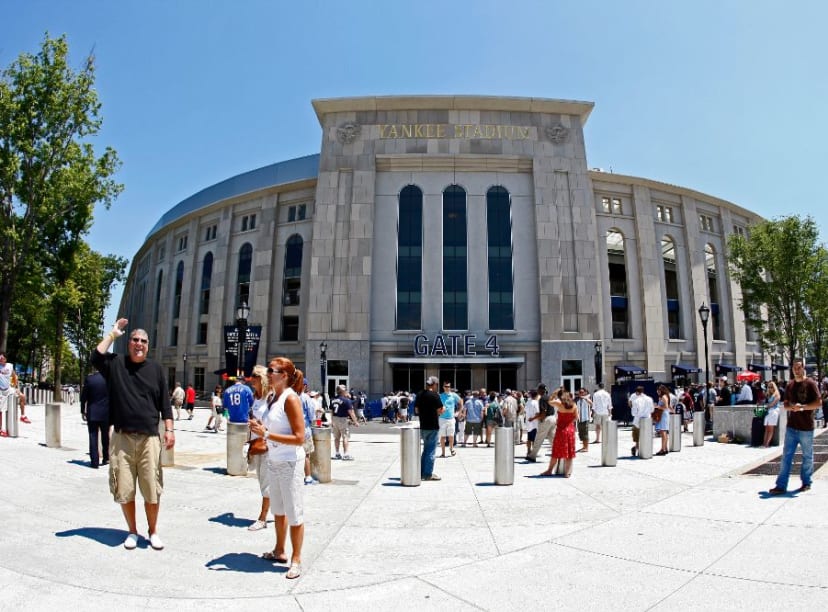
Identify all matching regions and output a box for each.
[146,153,320,239]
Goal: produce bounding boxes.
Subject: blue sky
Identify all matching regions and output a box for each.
[3,0,825,327]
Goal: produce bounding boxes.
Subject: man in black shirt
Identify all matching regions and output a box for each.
[92,319,173,551]
[415,376,444,481]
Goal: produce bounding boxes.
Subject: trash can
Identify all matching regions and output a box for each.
[6,394,19,438]
[669,413,682,452]
[494,426,514,485]
[638,417,653,459]
[226,421,248,476]
[400,426,421,486]
[601,420,617,466]
[310,426,331,483]
[45,402,61,448]
[693,411,705,446]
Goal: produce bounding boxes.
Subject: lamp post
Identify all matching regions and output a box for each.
[236,301,250,378]
[182,352,188,388]
[698,303,711,430]
[594,341,603,386]
[319,341,328,411]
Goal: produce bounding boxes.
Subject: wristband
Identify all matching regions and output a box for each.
[165,428,174,433]
[108,331,118,342]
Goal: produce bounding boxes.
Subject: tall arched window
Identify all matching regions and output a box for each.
[705,244,722,339]
[236,243,252,307]
[153,269,163,346]
[171,261,184,346]
[200,252,213,315]
[607,229,629,338]
[487,186,514,329]
[662,237,681,339]
[397,185,422,330]
[443,185,467,330]
[284,235,303,305]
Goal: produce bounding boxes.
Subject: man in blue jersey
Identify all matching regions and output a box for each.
[439,381,463,457]
[223,377,254,423]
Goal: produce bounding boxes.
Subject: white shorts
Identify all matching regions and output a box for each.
[249,453,270,497]
[764,408,780,427]
[265,458,304,526]
[0,389,11,412]
[439,418,455,438]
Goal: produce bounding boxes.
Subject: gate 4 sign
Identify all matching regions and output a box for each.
[413,334,500,357]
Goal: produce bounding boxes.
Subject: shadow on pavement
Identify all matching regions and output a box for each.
[205,552,284,573]
[55,527,126,547]
[208,512,252,528]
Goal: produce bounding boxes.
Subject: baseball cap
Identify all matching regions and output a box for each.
[426,376,439,385]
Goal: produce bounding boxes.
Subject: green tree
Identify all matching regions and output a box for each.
[0,34,122,347]
[728,215,822,367]
[0,34,122,395]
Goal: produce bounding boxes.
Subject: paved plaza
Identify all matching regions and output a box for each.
[1,403,826,611]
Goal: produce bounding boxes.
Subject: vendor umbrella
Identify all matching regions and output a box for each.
[736,370,760,383]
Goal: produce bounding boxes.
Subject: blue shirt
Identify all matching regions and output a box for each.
[300,391,315,439]
[465,398,484,423]
[439,391,462,419]
[223,382,254,423]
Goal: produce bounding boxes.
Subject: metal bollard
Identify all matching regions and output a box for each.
[693,411,705,446]
[638,417,653,459]
[669,413,682,452]
[45,402,61,447]
[158,420,174,466]
[494,426,514,485]
[601,420,618,466]
[7,394,19,437]
[226,422,249,476]
[310,426,332,483]
[400,426,421,486]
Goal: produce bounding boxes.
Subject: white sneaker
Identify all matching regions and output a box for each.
[342,455,354,461]
[247,519,267,531]
[123,533,139,550]
[304,476,316,485]
[149,532,164,550]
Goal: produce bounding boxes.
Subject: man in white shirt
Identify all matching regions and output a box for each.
[629,386,654,457]
[523,389,540,456]
[591,383,612,444]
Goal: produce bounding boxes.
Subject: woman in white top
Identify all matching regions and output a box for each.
[762,381,781,448]
[247,366,271,532]
[249,357,306,579]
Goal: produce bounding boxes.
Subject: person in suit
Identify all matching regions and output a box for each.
[81,366,110,468]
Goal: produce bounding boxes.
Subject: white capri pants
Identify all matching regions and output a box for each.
[265,457,304,526]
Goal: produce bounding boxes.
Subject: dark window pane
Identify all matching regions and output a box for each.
[237,243,252,306]
[397,186,422,330]
[444,185,467,329]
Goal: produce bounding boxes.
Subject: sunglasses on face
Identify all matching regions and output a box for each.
[267,367,284,375]
[130,337,148,345]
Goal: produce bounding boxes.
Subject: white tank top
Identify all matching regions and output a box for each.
[262,388,305,462]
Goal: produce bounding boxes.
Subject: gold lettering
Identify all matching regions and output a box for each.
[379,125,388,138]
[414,124,424,137]
[472,125,483,139]
[485,125,495,138]
[400,125,411,138]
[437,124,446,138]
[388,125,398,138]
[455,125,464,138]
[425,124,435,138]
[518,126,530,139]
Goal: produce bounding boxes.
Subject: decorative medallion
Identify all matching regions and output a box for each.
[336,122,361,144]
[545,123,569,144]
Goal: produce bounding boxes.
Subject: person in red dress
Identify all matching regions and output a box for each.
[540,389,577,477]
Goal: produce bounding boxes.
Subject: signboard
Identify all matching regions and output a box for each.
[223,325,262,378]
[413,334,500,357]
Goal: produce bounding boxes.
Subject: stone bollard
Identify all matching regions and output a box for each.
[693,411,705,446]
[7,394,19,438]
[669,413,682,452]
[601,420,618,466]
[158,420,174,466]
[638,417,653,459]
[310,426,332,483]
[400,426,421,486]
[494,426,514,485]
[226,421,248,476]
[45,402,61,447]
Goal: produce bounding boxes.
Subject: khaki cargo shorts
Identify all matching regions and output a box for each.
[109,431,164,504]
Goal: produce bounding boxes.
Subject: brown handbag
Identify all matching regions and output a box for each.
[247,436,268,458]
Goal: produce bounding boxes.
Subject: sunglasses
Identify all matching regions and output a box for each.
[267,367,284,375]
[130,337,148,345]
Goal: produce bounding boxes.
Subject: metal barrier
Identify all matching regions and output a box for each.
[693,411,705,446]
[400,426,421,486]
[601,420,617,466]
[158,420,174,467]
[45,403,61,448]
[669,413,682,452]
[310,426,332,483]
[7,394,19,438]
[494,426,514,485]
[226,422,248,476]
[638,417,653,459]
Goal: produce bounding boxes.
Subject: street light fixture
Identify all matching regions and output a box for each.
[236,301,250,378]
[182,351,188,388]
[594,341,603,385]
[698,302,711,430]
[319,341,328,411]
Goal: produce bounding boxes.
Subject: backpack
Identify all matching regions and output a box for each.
[491,403,504,426]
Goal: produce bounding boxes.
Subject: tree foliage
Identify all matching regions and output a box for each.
[728,215,824,368]
[0,33,122,359]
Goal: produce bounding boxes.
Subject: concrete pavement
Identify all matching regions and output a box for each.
[0,403,826,611]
